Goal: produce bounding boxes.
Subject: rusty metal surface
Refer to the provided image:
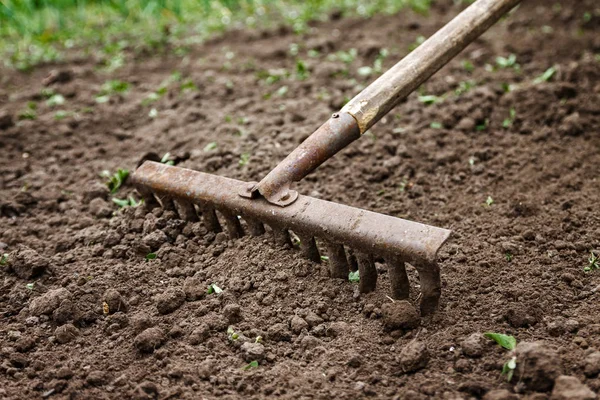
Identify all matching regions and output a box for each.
[132,161,452,314]
[243,112,360,207]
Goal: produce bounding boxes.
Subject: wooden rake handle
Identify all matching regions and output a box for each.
[342,0,523,133]
[251,0,522,206]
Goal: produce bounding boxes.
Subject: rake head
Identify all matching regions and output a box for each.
[131,161,451,316]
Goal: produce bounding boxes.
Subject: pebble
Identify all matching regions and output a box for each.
[461,333,485,358]
[550,375,596,400]
[398,341,429,373]
[381,301,421,331]
[156,288,185,315]
[134,327,166,353]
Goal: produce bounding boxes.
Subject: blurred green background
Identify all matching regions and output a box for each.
[0,0,432,71]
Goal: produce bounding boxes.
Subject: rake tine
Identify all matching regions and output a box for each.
[326,242,349,279]
[200,206,222,233]
[221,210,244,239]
[346,248,358,272]
[173,198,199,222]
[273,227,292,248]
[136,186,160,208]
[155,193,175,211]
[386,255,410,300]
[245,217,265,236]
[298,234,320,263]
[414,262,441,317]
[356,252,377,293]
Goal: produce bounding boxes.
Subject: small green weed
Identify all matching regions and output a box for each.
[19,102,37,120]
[102,169,129,193]
[26,283,35,290]
[584,251,600,273]
[242,360,259,370]
[533,66,557,84]
[430,122,442,129]
[502,108,516,128]
[46,94,65,107]
[348,270,360,282]
[112,195,142,208]
[204,142,217,152]
[484,332,517,382]
[207,283,223,294]
[0,254,8,266]
[485,196,494,207]
[239,153,250,166]
[476,119,489,131]
[418,94,443,105]
[462,60,475,72]
[161,153,175,166]
[145,253,157,260]
[495,54,520,71]
[505,252,513,262]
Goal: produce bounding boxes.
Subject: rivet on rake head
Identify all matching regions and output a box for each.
[331,113,339,118]
[279,193,290,201]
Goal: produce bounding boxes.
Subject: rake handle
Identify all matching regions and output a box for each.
[342,0,523,133]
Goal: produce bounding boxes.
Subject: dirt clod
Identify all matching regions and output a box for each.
[267,323,291,342]
[583,351,600,378]
[29,288,71,316]
[6,245,48,279]
[290,315,309,334]
[398,341,429,373]
[514,341,562,392]
[54,324,79,344]
[241,342,265,362]
[381,301,420,331]
[155,288,185,314]
[134,327,166,353]
[182,276,206,301]
[550,375,596,400]
[103,289,128,314]
[483,389,519,400]
[461,333,485,358]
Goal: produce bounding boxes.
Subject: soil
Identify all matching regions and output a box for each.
[1,0,600,399]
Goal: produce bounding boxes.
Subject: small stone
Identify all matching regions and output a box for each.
[290,315,309,334]
[103,289,128,314]
[461,333,485,358]
[457,117,476,132]
[89,198,112,218]
[564,319,580,333]
[6,245,48,279]
[54,324,79,344]
[156,288,185,314]
[134,327,166,353]
[241,342,265,362]
[550,375,596,400]
[483,389,519,400]
[398,341,429,373]
[583,352,600,378]
[559,112,583,136]
[142,230,169,250]
[223,304,242,324]
[267,323,291,342]
[29,288,71,316]
[381,301,420,331]
[182,276,205,301]
[514,341,562,392]
[52,299,76,325]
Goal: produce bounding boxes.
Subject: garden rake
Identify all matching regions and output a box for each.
[131,0,522,315]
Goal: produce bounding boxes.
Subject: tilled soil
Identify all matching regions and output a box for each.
[1,0,600,399]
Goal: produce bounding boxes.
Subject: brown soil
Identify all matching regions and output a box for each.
[1,0,600,399]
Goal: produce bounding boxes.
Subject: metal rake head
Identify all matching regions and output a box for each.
[131,161,451,316]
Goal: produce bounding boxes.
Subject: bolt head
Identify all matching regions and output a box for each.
[279,193,290,201]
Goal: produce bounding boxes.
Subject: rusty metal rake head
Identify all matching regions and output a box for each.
[130,0,523,315]
[131,161,451,315]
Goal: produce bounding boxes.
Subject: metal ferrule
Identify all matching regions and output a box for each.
[240,112,360,206]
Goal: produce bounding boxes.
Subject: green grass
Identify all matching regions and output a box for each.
[1,0,432,71]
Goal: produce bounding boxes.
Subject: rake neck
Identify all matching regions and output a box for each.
[241,112,360,207]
